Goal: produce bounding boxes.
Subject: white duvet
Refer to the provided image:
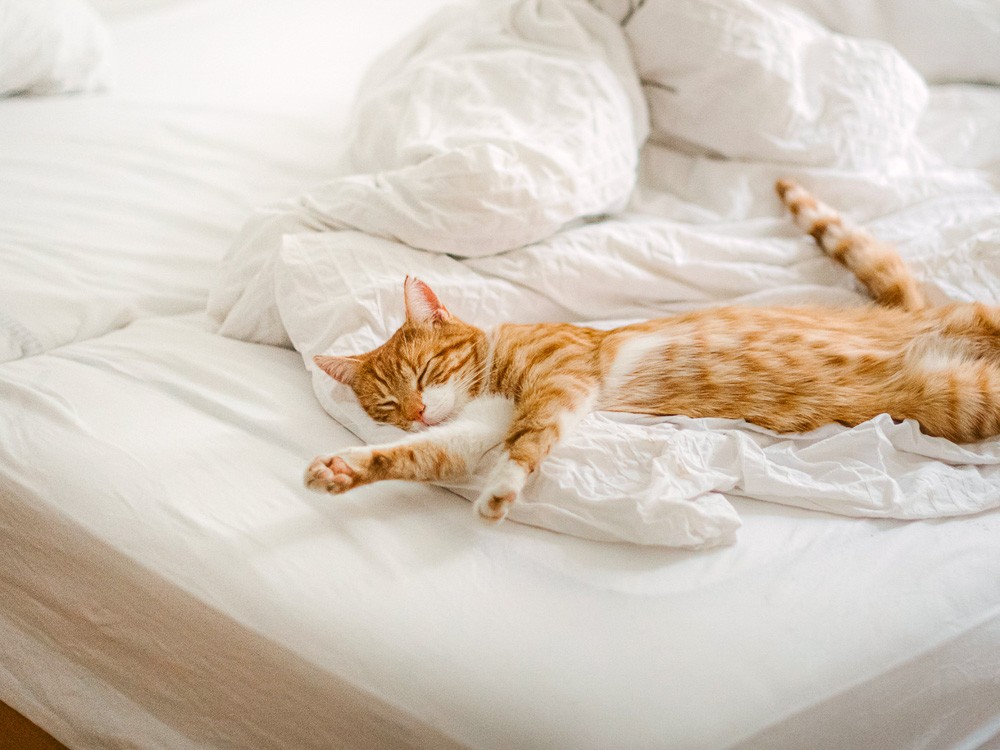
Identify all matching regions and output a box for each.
[210,0,1000,547]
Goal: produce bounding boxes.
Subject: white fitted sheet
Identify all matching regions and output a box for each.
[3,0,1000,747]
[1,313,999,749]
[0,0,447,362]
[0,98,341,361]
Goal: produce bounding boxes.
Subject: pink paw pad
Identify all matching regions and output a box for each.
[327,456,356,489]
[305,454,361,494]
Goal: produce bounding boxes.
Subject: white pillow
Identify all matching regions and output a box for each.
[592,0,928,169]
[329,0,647,256]
[210,0,649,345]
[0,0,113,96]
[772,0,1000,85]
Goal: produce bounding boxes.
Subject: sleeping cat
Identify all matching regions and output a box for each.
[305,180,1000,521]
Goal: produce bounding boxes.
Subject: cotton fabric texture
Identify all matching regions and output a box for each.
[211,0,1000,548]
[0,0,113,96]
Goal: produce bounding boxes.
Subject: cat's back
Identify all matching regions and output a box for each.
[596,303,960,432]
[487,322,606,398]
[489,305,942,401]
[484,302,1000,437]
[604,303,929,366]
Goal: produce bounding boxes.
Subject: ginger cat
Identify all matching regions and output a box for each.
[305,180,1000,521]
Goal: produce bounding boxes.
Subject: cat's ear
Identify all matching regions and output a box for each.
[404,276,451,326]
[314,355,360,386]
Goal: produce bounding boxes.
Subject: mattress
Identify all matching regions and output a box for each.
[2,312,999,749]
[2,0,1000,748]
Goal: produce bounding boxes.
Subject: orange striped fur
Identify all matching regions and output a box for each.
[307,181,1000,520]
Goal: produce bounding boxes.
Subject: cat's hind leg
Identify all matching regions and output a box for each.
[776,179,927,311]
[936,302,1000,363]
[903,353,1000,442]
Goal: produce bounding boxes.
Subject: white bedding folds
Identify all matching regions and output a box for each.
[0,0,448,363]
[0,0,112,96]
[211,0,1000,548]
[0,99,340,361]
[3,0,1000,748]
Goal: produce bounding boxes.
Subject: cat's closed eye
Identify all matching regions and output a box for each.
[416,355,440,387]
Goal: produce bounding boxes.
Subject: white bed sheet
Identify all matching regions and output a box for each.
[0,0,448,363]
[1,313,999,749]
[4,0,1000,746]
[0,98,341,362]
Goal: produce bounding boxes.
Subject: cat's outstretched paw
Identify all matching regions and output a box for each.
[304,450,368,494]
[473,455,527,523]
[474,489,518,523]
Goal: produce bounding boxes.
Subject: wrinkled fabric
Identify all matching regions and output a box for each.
[207,0,645,344]
[0,0,112,96]
[0,100,343,362]
[212,0,1000,547]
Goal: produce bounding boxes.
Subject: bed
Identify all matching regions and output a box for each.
[2,1,999,748]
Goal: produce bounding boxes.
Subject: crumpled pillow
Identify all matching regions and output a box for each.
[209,0,648,345]
[594,0,928,168]
[0,0,113,97]
[328,0,648,256]
[773,0,1000,86]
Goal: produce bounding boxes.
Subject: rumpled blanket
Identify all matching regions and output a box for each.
[209,0,1000,547]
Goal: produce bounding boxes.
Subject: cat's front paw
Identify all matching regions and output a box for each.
[473,488,519,523]
[304,449,369,494]
[473,455,528,523]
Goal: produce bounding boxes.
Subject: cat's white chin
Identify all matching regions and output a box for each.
[421,383,460,427]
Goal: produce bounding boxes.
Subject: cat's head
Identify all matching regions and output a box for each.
[314,277,486,431]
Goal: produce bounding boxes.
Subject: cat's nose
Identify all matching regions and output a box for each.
[403,398,425,423]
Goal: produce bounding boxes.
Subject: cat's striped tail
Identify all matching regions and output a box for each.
[776,179,927,311]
